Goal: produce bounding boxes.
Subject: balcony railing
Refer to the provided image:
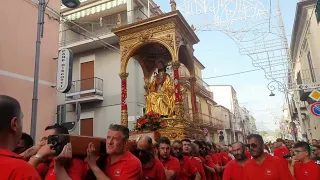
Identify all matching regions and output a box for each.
[296,68,317,85]
[178,66,213,99]
[59,11,127,47]
[66,77,103,102]
[185,108,223,129]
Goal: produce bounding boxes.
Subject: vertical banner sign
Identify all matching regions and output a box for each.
[56,49,73,93]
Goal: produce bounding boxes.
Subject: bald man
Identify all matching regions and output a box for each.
[136,135,166,180]
[223,142,248,180]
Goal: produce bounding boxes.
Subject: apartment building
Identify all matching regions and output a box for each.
[290,0,320,140]
[0,0,60,139]
[57,0,224,139]
[210,85,244,142]
[213,105,233,145]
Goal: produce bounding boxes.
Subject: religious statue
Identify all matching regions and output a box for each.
[145,60,175,117]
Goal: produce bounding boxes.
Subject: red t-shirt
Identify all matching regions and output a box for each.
[161,155,180,177]
[190,156,206,180]
[104,151,142,180]
[178,156,198,180]
[36,162,50,179]
[243,153,293,180]
[44,158,86,180]
[245,151,251,159]
[210,153,221,180]
[294,160,320,180]
[274,147,290,165]
[142,157,166,180]
[205,155,215,180]
[221,152,231,165]
[223,160,245,180]
[0,149,41,180]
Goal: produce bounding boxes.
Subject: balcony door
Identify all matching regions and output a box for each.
[80,118,93,136]
[80,61,94,97]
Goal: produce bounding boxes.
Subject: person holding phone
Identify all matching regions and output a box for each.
[289,141,320,180]
[33,124,86,180]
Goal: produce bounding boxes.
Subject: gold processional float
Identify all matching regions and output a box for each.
[112,0,207,142]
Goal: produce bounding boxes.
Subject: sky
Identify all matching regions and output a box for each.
[153,0,299,131]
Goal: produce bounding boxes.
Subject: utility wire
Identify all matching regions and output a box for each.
[203,68,261,79]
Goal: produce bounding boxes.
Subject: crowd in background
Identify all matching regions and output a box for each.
[1,95,320,180]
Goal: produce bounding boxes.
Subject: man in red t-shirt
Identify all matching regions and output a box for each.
[194,140,216,180]
[182,139,206,180]
[0,95,42,180]
[244,134,293,180]
[158,137,180,180]
[289,141,320,180]
[274,138,290,165]
[223,142,248,180]
[135,135,166,180]
[86,124,142,179]
[172,140,201,180]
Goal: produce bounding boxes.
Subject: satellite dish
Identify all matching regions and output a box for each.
[61,121,77,132]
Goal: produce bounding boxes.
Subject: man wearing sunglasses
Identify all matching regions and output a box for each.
[135,135,166,180]
[243,134,293,180]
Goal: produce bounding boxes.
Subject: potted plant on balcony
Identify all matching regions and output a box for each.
[130,111,166,141]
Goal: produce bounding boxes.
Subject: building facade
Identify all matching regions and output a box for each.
[213,105,233,145]
[0,0,60,139]
[210,85,244,142]
[290,0,320,140]
[57,0,224,139]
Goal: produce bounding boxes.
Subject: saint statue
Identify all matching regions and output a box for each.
[145,60,175,117]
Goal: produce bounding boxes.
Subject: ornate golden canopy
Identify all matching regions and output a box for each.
[113,10,201,140]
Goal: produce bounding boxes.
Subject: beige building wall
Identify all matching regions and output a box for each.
[0,0,60,140]
[291,0,320,140]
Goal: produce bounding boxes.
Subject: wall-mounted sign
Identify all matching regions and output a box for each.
[56,49,73,93]
[311,102,320,116]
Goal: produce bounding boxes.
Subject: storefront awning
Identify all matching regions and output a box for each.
[64,0,127,21]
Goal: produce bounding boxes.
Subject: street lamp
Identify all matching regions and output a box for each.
[30,0,80,140]
[269,91,275,97]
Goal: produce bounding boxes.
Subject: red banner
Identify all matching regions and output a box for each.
[173,68,182,102]
[193,92,198,112]
[121,79,127,110]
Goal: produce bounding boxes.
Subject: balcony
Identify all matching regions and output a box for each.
[179,66,213,99]
[65,77,104,104]
[198,113,224,130]
[296,68,318,101]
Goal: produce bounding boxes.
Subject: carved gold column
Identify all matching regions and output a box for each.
[119,72,129,127]
[172,61,184,122]
[189,77,199,123]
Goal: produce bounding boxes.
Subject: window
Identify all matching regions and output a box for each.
[307,51,316,82]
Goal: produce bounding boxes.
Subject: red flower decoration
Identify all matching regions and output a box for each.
[135,112,166,131]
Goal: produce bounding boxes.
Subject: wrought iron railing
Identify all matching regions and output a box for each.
[65,77,103,101]
[185,108,223,129]
[179,65,213,98]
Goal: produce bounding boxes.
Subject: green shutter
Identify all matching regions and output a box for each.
[316,0,320,23]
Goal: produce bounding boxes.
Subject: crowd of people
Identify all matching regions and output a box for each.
[1,95,320,180]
